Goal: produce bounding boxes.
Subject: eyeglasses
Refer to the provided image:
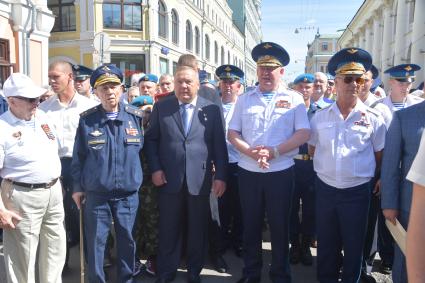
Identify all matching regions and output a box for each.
[14,96,40,103]
[338,76,365,85]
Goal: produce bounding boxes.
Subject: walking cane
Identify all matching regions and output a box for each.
[79,204,85,283]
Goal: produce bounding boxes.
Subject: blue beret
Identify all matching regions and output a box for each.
[90,64,123,88]
[199,70,209,84]
[138,74,158,84]
[131,95,154,107]
[328,47,372,76]
[384,64,421,82]
[72,65,93,81]
[293,73,314,84]
[215,64,244,81]
[252,42,290,67]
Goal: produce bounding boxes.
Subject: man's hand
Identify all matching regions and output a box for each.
[246,145,266,161]
[152,170,167,187]
[0,208,22,229]
[212,180,226,197]
[383,208,399,225]
[373,179,381,196]
[72,192,86,210]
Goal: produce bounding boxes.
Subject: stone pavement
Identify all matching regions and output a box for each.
[0,238,392,283]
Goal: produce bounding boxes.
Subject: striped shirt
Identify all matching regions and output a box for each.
[106,111,119,120]
[261,92,275,104]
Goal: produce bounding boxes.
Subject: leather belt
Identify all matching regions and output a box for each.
[6,178,59,189]
[294,154,313,161]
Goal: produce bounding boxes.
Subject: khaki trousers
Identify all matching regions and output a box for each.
[1,180,66,283]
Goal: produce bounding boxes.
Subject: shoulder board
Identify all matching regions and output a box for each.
[124,105,144,118]
[366,107,380,117]
[80,105,99,117]
[370,98,385,109]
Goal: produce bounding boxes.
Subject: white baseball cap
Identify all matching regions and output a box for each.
[3,73,46,98]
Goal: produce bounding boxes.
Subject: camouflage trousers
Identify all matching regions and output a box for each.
[134,178,159,258]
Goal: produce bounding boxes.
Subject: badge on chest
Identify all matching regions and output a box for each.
[275,99,291,109]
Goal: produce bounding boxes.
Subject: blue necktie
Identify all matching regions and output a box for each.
[181,103,190,135]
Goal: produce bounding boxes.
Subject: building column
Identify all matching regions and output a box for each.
[411,0,425,87]
[394,0,408,64]
[365,21,373,54]
[358,30,365,49]
[372,11,383,69]
[381,3,392,72]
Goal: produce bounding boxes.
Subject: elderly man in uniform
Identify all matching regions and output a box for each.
[139,74,158,98]
[209,64,244,273]
[40,60,98,267]
[0,73,66,283]
[71,65,144,283]
[228,42,310,283]
[289,73,317,267]
[380,64,425,283]
[73,64,96,100]
[372,64,423,128]
[308,48,386,283]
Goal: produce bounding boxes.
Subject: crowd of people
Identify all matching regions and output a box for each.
[0,41,425,283]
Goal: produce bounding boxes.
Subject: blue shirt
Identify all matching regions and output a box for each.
[71,103,144,197]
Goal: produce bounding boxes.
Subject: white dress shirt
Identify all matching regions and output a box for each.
[178,96,198,135]
[229,86,310,173]
[223,101,240,163]
[309,100,386,189]
[39,92,99,158]
[0,110,61,183]
[407,131,425,187]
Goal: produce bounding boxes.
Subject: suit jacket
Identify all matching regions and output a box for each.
[145,95,228,195]
[381,101,425,213]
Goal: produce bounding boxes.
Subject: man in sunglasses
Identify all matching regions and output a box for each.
[0,73,66,282]
[308,47,386,283]
[379,64,425,283]
[324,74,336,101]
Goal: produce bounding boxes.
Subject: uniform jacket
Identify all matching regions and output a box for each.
[381,101,425,213]
[144,95,228,196]
[71,103,144,196]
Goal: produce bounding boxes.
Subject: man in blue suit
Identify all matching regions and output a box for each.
[381,98,425,283]
[144,62,228,283]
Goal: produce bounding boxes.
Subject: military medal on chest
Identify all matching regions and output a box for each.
[126,120,139,136]
[41,124,56,140]
[354,112,370,127]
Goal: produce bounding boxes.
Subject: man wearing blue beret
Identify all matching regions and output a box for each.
[72,64,144,283]
[139,74,159,99]
[308,47,386,283]
[228,42,311,283]
[289,73,316,267]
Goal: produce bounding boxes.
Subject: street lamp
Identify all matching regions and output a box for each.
[294,26,316,34]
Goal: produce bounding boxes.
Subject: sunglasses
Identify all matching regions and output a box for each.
[338,76,365,85]
[15,96,40,103]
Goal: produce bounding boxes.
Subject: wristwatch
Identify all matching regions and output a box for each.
[273,146,280,158]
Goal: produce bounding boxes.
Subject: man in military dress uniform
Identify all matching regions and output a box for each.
[289,73,317,267]
[308,48,386,283]
[71,65,144,283]
[228,42,310,283]
[73,64,97,100]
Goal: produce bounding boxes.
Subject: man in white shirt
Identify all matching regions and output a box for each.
[308,48,386,283]
[0,73,66,283]
[39,60,98,266]
[228,42,310,283]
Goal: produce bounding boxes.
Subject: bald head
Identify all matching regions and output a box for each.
[48,60,74,96]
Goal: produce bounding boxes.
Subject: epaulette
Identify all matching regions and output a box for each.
[366,106,380,117]
[124,105,144,118]
[80,105,99,117]
[370,97,385,109]
[411,94,424,101]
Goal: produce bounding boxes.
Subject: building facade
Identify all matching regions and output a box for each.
[338,0,425,89]
[305,32,340,74]
[47,0,259,85]
[0,0,55,86]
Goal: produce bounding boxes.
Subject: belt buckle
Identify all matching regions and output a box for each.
[303,154,310,161]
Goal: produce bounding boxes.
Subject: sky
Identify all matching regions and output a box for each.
[261,0,364,82]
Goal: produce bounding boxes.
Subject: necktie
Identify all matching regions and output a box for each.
[181,103,190,135]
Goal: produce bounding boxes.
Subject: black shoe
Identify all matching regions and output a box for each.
[188,274,201,283]
[289,243,301,264]
[211,255,228,273]
[360,270,377,283]
[236,277,260,283]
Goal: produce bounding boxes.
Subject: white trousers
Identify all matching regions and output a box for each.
[1,180,66,283]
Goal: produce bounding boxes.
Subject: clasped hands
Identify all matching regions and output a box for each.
[247,145,275,169]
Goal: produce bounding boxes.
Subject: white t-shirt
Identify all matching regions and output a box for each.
[407,131,425,186]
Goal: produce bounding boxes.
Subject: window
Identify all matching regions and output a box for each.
[102,0,142,31]
[171,9,179,44]
[158,0,167,38]
[321,42,328,51]
[0,39,11,85]
[172,61,178,75]
[205,35,210,60]
[221,47,225,65]
[214,41,219,64]
[186,21,193,51]
[408,0,415,24]
[48,0,76,32]
[194,27,200,55]
[110,53,146,85]
[159,57,169,74]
